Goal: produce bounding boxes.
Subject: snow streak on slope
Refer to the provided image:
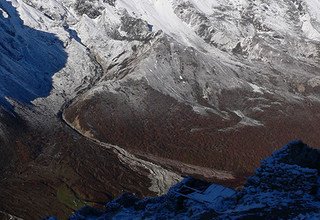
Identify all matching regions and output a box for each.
[116,0,207,50]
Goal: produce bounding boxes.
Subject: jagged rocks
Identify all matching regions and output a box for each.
[64,141,320,219]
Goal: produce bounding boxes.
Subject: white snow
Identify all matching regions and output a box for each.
[301,12,320,41]
[187,0,214,15]
[116,0,208,49]
[0,8,8,18]
[304,0,320,40]
[248,83,264,94]
[233,110,263,126]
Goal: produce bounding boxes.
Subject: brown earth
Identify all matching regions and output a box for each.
[64,83,320,179]
[2,82,320,219]
[0,119,154,219]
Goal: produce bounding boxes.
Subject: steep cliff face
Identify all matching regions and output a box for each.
[65,141,320,219]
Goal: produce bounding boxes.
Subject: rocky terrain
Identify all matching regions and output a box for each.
[1,0,320,219]
[54,141,320,219]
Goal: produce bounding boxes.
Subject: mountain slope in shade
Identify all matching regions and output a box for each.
[0,0,67,108]
[62,141,320,219]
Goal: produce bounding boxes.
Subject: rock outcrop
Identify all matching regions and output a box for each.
[62,141,320,219]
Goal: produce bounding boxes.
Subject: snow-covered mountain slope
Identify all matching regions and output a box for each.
[62,0,320,174]
[61,141,320,219]
[2,0,320,218]
[5,0,320,114]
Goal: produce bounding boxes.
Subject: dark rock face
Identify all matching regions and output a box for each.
[103,0,116,6]
[230,141,320,219]
[74,0,116,19]
[57,141,320,219]
[246,141,319,194]
[74,0,103,18]
[277,141,320,170]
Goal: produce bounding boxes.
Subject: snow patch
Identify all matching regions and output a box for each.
[0,8,8,18]
[301,13,320,41]
[233,110,263,126]
[248,83,264,94]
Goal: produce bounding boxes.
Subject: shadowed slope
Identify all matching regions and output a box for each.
[0,0,67,108]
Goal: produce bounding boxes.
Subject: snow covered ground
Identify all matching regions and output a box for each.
[1,0,320,122]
